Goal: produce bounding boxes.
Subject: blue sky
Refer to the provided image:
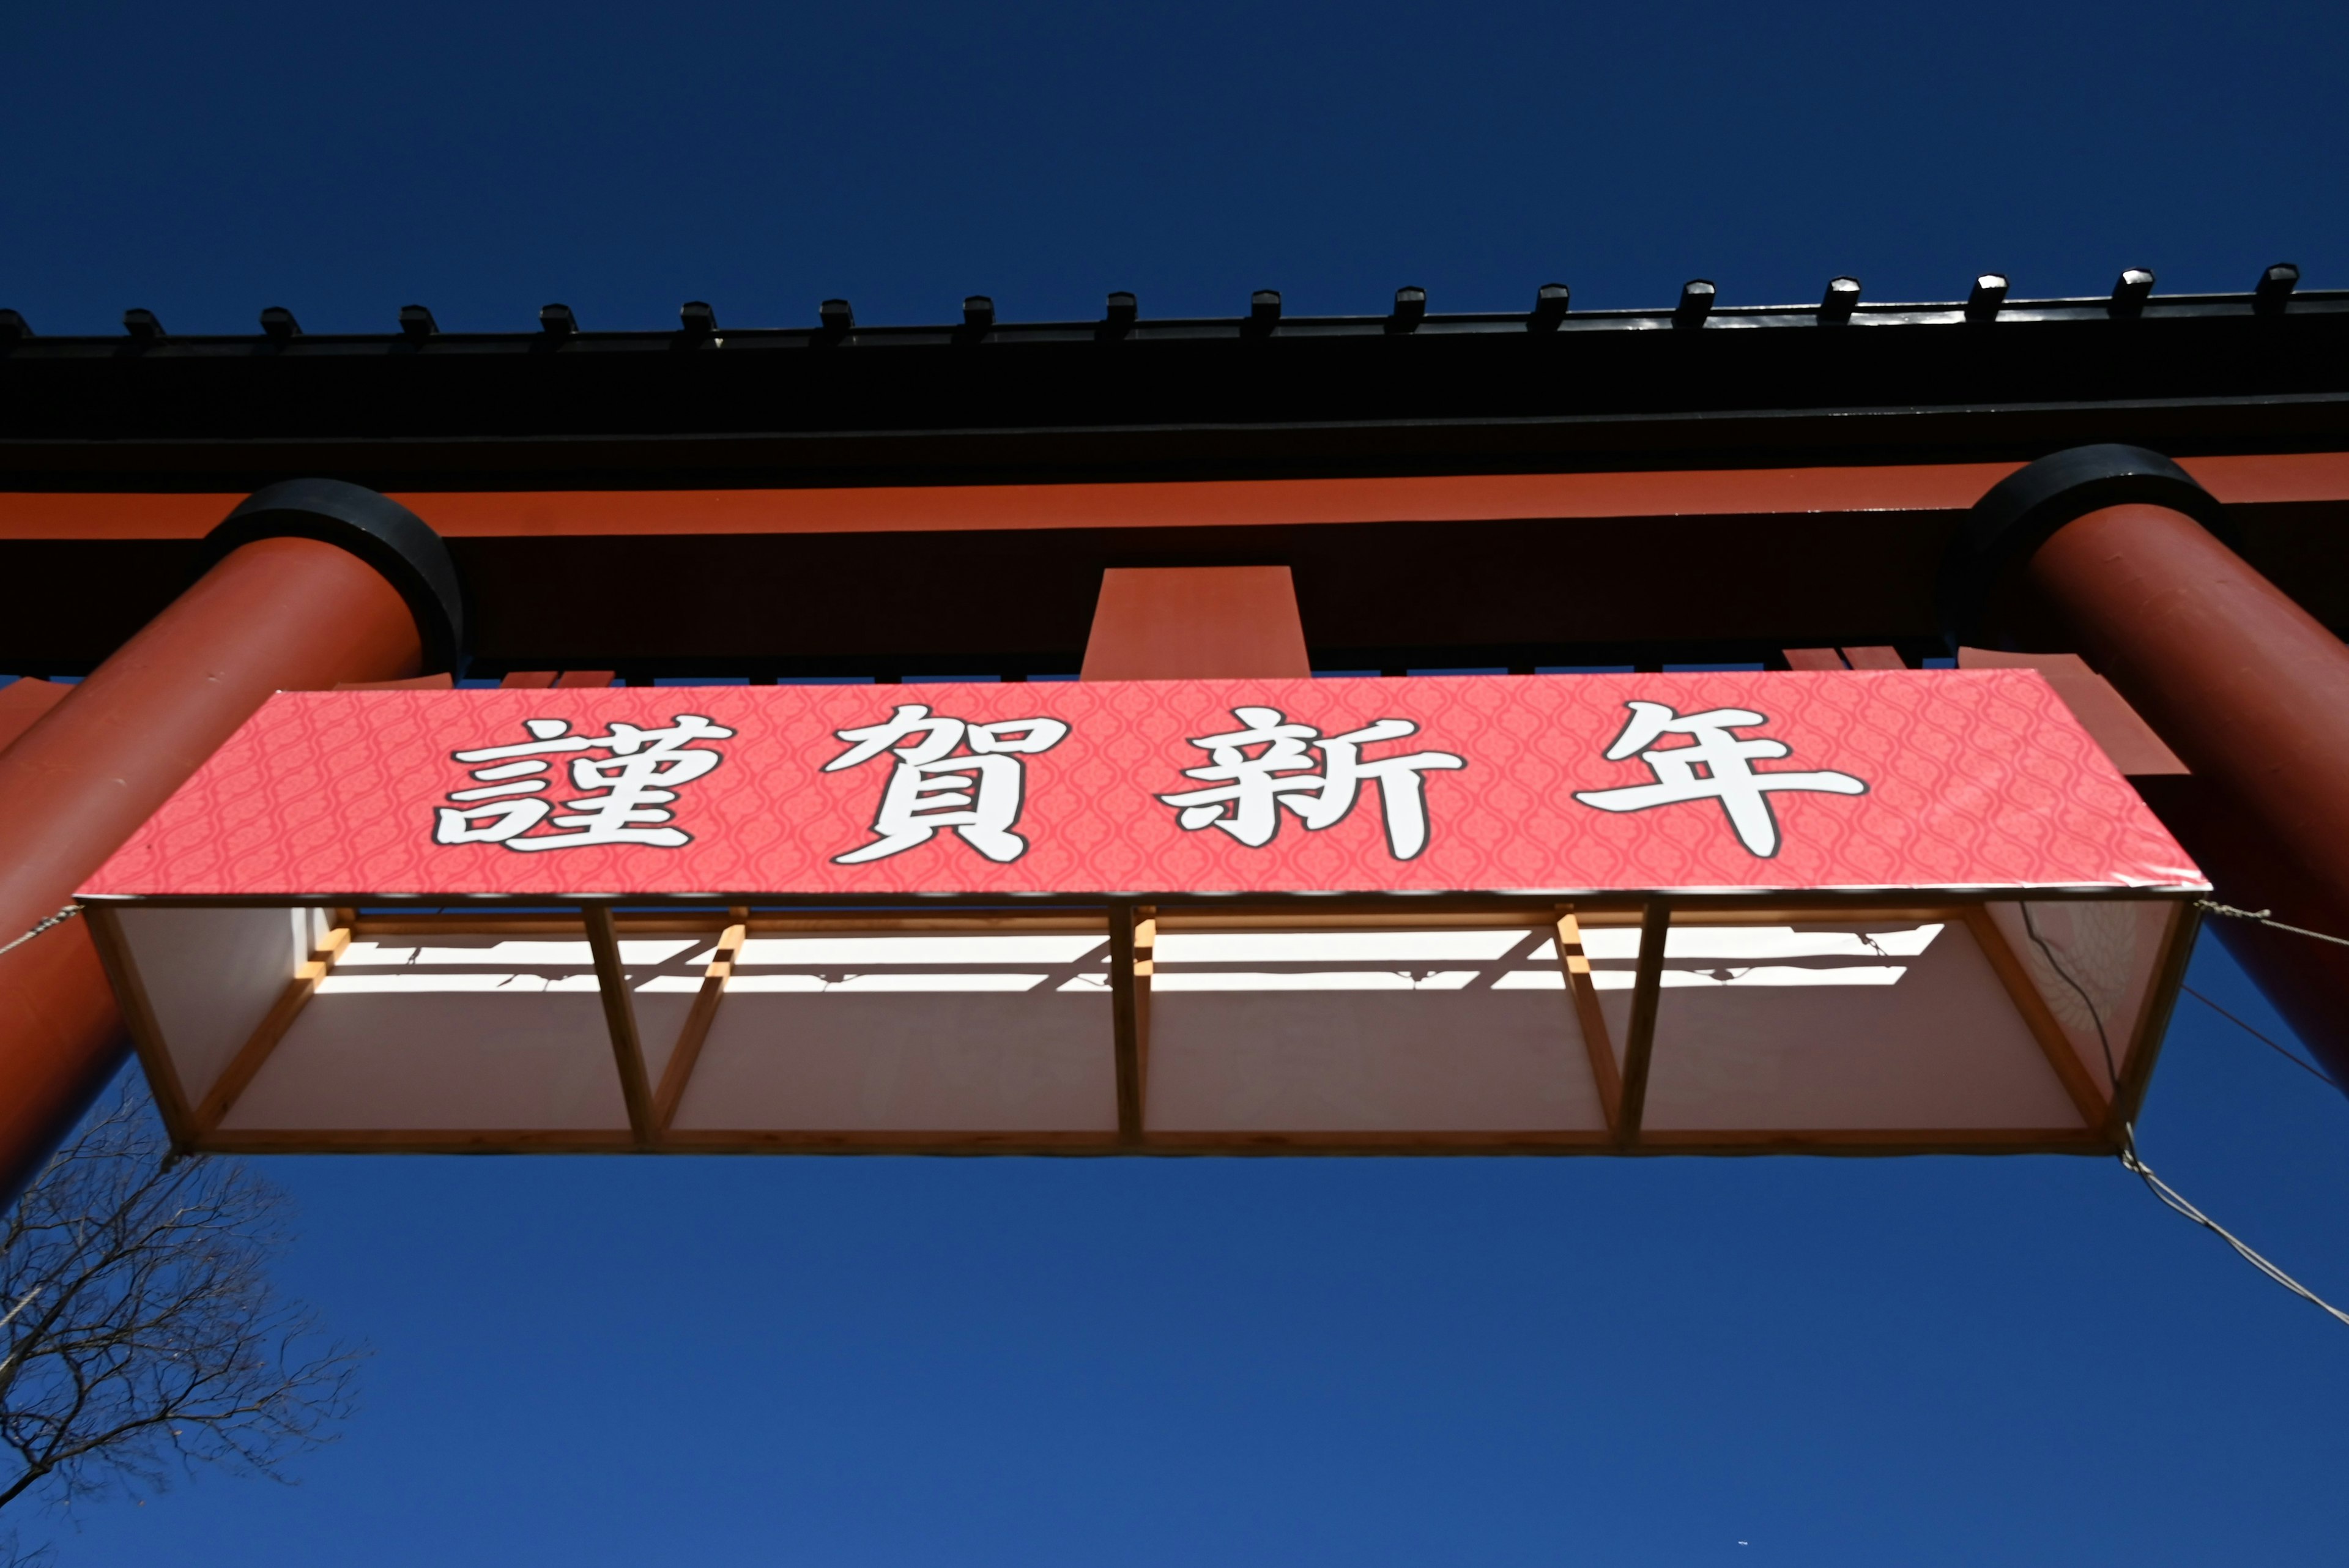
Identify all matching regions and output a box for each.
[47,938,2349,1566]
[12,1,2349,1561]
[7,0,2343,336]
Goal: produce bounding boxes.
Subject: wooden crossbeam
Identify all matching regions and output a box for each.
[652,909,748,1135]
[1616,899,1671,1145]
[194,920,352,1137]
[1109,903,1154,1143]
[584,906,655,1146]
[1961,904,2111,1134]
[195,1126,2112,1158]
[1553,908,1622,1132]
[83,905,197,1150]
[2114,901,2201,1134]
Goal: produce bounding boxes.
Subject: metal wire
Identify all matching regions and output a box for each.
[2198,899,2349,950]
[2180,984,2342,1090]
[2021,902,2349,1330]
[2185,897,2348,1088]
[2019,902,2122,1094]
[2120,1143,2349,1329]
[0,904,79,961]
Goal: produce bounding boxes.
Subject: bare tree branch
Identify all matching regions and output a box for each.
[0,1080,363,1543]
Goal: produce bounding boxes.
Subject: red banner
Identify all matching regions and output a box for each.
[81,671,2201,899]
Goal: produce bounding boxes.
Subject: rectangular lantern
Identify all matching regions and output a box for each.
[78,672,2203,1157]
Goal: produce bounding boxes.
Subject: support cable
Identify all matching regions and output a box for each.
[2185,898,2348,1088]
[2180,985,2342,1091]
[2120,1145,2349,1329]
[2198,899,2349,950]
[2019,904,2349,1331]
[0,904,79,961]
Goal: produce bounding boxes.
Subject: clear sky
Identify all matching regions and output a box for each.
[11,1,2349,1562]
[7,0,2343,333]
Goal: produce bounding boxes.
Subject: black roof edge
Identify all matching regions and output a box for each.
[3,288,2342,352]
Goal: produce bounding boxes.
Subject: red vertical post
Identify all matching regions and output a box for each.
[1949,446,2349,1087]
[0,481,458,1198]
[2022,502,2349,1084]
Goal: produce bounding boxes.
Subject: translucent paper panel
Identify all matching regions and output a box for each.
[1983,900,2176,1096]
[1633,920,2082,1131]
[670,931,1115,1132]
[223,932,707,1132]
[1144,927,1604,1132]
[116,905,321,1107]
[102,902,2182,1150]
[325,936,707,1087]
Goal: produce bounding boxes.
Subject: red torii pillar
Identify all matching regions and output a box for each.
[1948,445,2349,1088]
[0,481,460,1200]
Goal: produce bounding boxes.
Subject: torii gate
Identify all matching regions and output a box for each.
[2,275,2347,1191]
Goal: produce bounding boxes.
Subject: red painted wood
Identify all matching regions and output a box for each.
[0,680,71,750]
[1079,567,1312,682]
[335,674,455,690]
[0,537,422,1198]
[2027,503,2349,1082]
[4,454,2344,542]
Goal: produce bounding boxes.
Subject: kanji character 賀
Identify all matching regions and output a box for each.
[1570,700,1865,857]
[1157,705,1465,860]
[825,703,1071,864]
[433,713,736,852]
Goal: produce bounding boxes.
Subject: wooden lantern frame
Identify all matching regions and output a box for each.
[84,886,2199,1160]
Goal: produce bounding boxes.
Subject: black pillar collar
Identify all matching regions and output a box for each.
[200,479,467,673]
[1937,443,2232,650]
